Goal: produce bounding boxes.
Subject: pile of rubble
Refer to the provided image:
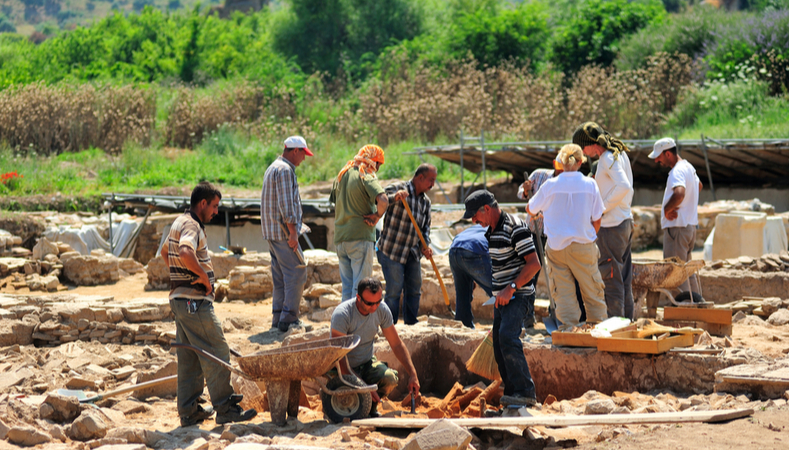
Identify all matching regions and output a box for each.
[1,233,145,293]
[0,294,174,347]
[705,253,789,273]
[0,230,25,257]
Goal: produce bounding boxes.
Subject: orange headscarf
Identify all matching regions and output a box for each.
[336,144,385,182]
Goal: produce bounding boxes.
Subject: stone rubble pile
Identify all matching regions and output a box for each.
[0,230,24,257]
[705,252,789,273]
[0,294,174,347]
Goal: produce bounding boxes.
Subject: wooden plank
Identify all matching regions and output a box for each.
[596,331,694,354]
[664,307,732,325]
[353,408,754,429]
[552,332,598,348]
[721,376,789,386]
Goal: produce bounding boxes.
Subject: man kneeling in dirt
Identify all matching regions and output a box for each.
[161,182,257,427]
[330,277,420,417]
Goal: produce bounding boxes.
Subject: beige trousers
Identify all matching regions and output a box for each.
[546,241,608,329]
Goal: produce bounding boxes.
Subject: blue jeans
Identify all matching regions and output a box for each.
[448,248,493,328]
[493,293,537,398]
[170,299,234,417]
[377,249,422,325]
[268,239,307,327]
[337,240,375,301]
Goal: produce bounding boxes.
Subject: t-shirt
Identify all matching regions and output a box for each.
[450,225,488,256]
[330,167,386,244]
[486,213,536,295]
[595,151,633,228]
[330,299,394,368]
[165,211,216,301]
[528,172,605,251]
[661,159,700,229]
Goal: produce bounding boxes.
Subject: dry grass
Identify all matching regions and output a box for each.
[0,83,155,155]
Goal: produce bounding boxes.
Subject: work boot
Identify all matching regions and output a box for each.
[369,401,381,418]
[180,405,214,427]
[278,319,313,333]
[500,394,538,407]
[216,403,257,425]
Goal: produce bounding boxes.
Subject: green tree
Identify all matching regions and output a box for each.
[550,0,665,75]
[0,13,16,33]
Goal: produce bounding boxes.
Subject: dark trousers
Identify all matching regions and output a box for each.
[449,248,493,328]
[493,293,537,398]
[170,299,234,418]
[597,220,634,319]
[378,249,422,325]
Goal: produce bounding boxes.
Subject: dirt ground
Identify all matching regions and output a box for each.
[3,252,780,450]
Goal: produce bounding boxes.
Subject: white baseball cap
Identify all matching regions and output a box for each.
[284,136,313,156]
[649,137,676,159]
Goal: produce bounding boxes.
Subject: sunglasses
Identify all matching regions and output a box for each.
[359,296,383,307]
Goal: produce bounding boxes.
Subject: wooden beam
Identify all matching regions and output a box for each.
[664,307,733,325]
[353,408,754,429]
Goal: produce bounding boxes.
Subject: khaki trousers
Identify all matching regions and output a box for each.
[546,242,607,329]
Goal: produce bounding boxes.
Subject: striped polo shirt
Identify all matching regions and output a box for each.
[165,211,216,301]
[485,212,536,295]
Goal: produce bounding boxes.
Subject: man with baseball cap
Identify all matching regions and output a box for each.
[464,190,540,407]
[649,137,703,297]
[261,136,313,332]
[572,122,634,320]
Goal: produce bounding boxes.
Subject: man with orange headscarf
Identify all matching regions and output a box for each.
[330,145,389,301]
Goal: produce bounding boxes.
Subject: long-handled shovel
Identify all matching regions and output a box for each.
[278,222,307,269]
[399,198,454,318]
[57,374,177,403]
[535,229,561,334]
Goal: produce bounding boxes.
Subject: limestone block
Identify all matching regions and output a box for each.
[133,361,177,400]
[584,399,617,414]
[33,237,59,261]
[766,309,789,326]
[7,425,52,446]
[304,283,340,299]
[227,266,273,301]
[42,275,60,291]
[402,418,472,450]
[40,394,81,423]
[762,297,784,316]
[310,307,335,322]
[119,259,145,275]
[144,255,169,290]
[68,408,110,441]
[309,254,341,284]
[631,207,660,250]
[712,212,766,261]
[318,293,341,308]
[0,319,35,346]
[59,251,80,263]
[63,255,121,286]
[58,306,95,323]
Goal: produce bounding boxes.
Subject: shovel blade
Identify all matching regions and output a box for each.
[542,316,560,335]
[56,389,89,401]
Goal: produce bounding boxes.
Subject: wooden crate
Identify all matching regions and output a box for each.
[664,307,732,325]
[552,324,637,348]
[596,330,694,354]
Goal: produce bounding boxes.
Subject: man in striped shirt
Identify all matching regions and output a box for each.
[464,189,540,407]
[260,136,313,332]
[161,182,257,427]
[377,164,437,325]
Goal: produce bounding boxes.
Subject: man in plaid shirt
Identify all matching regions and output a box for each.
[377,164,437,325]
[260,136,313,332]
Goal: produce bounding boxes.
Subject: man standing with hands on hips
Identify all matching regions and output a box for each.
[649,137,703,298]
[464,190,541,407]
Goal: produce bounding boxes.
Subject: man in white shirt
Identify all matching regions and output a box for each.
[572,122,635,319]
[649,138,703,295]
[527,144,607,329]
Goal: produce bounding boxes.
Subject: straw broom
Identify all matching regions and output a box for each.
[465,330,501,381]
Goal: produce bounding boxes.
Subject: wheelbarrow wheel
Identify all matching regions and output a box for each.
[321,375,372,423]
[675,291,705,304]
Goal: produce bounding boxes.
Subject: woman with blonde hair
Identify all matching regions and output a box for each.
[526,144,607,329]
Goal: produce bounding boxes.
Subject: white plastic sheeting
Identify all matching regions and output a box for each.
[43,219,141,257]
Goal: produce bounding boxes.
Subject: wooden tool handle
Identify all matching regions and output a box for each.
[399,198,451,310]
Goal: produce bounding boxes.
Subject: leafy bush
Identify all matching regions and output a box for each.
[0,12,15,33]
[449,2,549,71]
[549,0,666,75]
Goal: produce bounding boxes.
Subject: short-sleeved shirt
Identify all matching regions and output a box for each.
[260,156,303,241]
[165,211,216,302]
[528,172,605,251]
[330,299,394,368]
[661,159,700,229]
[330,167,386,244]
[486,212,536,295]
[450,225,488,256]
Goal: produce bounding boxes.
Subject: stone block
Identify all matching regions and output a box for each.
[762,297,784,316]
[767,309,789,326]
[68,408,110,441]
[712,212,766,261]
[33,237,60,261]
[7,425,52,446]
[304,283,340,299]
[310,307,334,322]
[133,361,177,400]
[584,399,616,414]
[63,255,120,286]
[402,419,472,450]
[41,393,81,423]
[318,293,341,308]
[227,265,273,301]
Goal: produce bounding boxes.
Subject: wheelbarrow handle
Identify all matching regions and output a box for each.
[171,343,254,380]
